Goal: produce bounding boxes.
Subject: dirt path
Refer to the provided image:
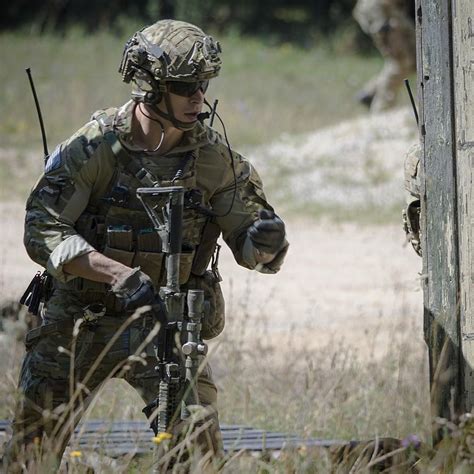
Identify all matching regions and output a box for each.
[217,216,423,356]
[0,202,37,299]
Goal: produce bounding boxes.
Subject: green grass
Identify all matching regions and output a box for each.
[0,30,382,150]
[0,30,131,150]
[209,35,383,146]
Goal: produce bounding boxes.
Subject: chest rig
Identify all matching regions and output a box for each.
[69,109,221,303]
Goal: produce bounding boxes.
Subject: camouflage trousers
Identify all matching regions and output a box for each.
[5,292,222,470]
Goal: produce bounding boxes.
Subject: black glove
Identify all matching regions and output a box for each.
[248,209,286,255]
[111,267,157,312]
[259,242,289,274]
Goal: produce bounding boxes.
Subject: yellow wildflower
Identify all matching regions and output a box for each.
[152,432,173,444]
[70,450,82,458]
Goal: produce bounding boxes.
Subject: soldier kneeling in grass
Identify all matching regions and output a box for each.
[4,19,288,471]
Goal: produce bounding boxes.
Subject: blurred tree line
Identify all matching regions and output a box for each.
[2,0,360,44]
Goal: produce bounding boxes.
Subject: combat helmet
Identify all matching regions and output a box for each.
[119,19,222,130]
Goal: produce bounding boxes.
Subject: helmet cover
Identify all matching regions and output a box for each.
[119,20,222,104]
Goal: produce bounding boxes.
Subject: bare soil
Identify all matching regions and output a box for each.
[217,218,424,358]
[0,202,423,360]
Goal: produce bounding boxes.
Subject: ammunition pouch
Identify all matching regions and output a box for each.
[101,225,196,288]
[402,199,421,256]
[186,270,225,340]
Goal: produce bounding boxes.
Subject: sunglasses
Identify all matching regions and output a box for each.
[166,80,209,97]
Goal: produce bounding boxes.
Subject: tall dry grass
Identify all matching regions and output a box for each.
[0,296,451,472]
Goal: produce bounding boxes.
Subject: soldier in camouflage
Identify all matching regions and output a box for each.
[5,20,288,469]
[353,0,416,112]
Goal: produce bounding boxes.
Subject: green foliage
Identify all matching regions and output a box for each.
[1,0,365,48]
[0,30,382,203]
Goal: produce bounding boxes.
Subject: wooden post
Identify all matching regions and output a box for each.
[417,0,474,420]
[452,0,474,410]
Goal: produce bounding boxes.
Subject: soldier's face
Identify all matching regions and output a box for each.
[158,83,206,124]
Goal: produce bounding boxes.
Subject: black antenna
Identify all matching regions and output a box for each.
[404,78,419,126]
[25,68,49,160]
[209,99,219,127]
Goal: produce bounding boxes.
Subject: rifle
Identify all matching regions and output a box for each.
[137,186,208,435]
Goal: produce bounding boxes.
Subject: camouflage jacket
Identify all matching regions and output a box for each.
[24,101,283,294]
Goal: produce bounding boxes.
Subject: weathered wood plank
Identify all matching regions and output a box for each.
[417,0,463,418]
[452,0,474,410]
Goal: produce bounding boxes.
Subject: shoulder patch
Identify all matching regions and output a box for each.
[44,146,63,174]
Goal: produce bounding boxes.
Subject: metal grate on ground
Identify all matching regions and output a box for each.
[0,419,347,457]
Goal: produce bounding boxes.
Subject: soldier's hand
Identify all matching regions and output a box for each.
[248,209,286,255]
[111,267,157,312]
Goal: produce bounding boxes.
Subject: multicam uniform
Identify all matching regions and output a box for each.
[10,99,284,459]
[353,0,416,112]
[403,142,421,256]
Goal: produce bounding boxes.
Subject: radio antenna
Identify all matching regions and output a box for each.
[404,78,419,126]
[26,67,49,160]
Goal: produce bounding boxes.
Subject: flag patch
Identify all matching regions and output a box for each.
[45,147,62,173]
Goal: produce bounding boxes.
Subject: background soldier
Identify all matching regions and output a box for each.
[5,19,288,470]
[403,142,421,256]
[353,0,416,112]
